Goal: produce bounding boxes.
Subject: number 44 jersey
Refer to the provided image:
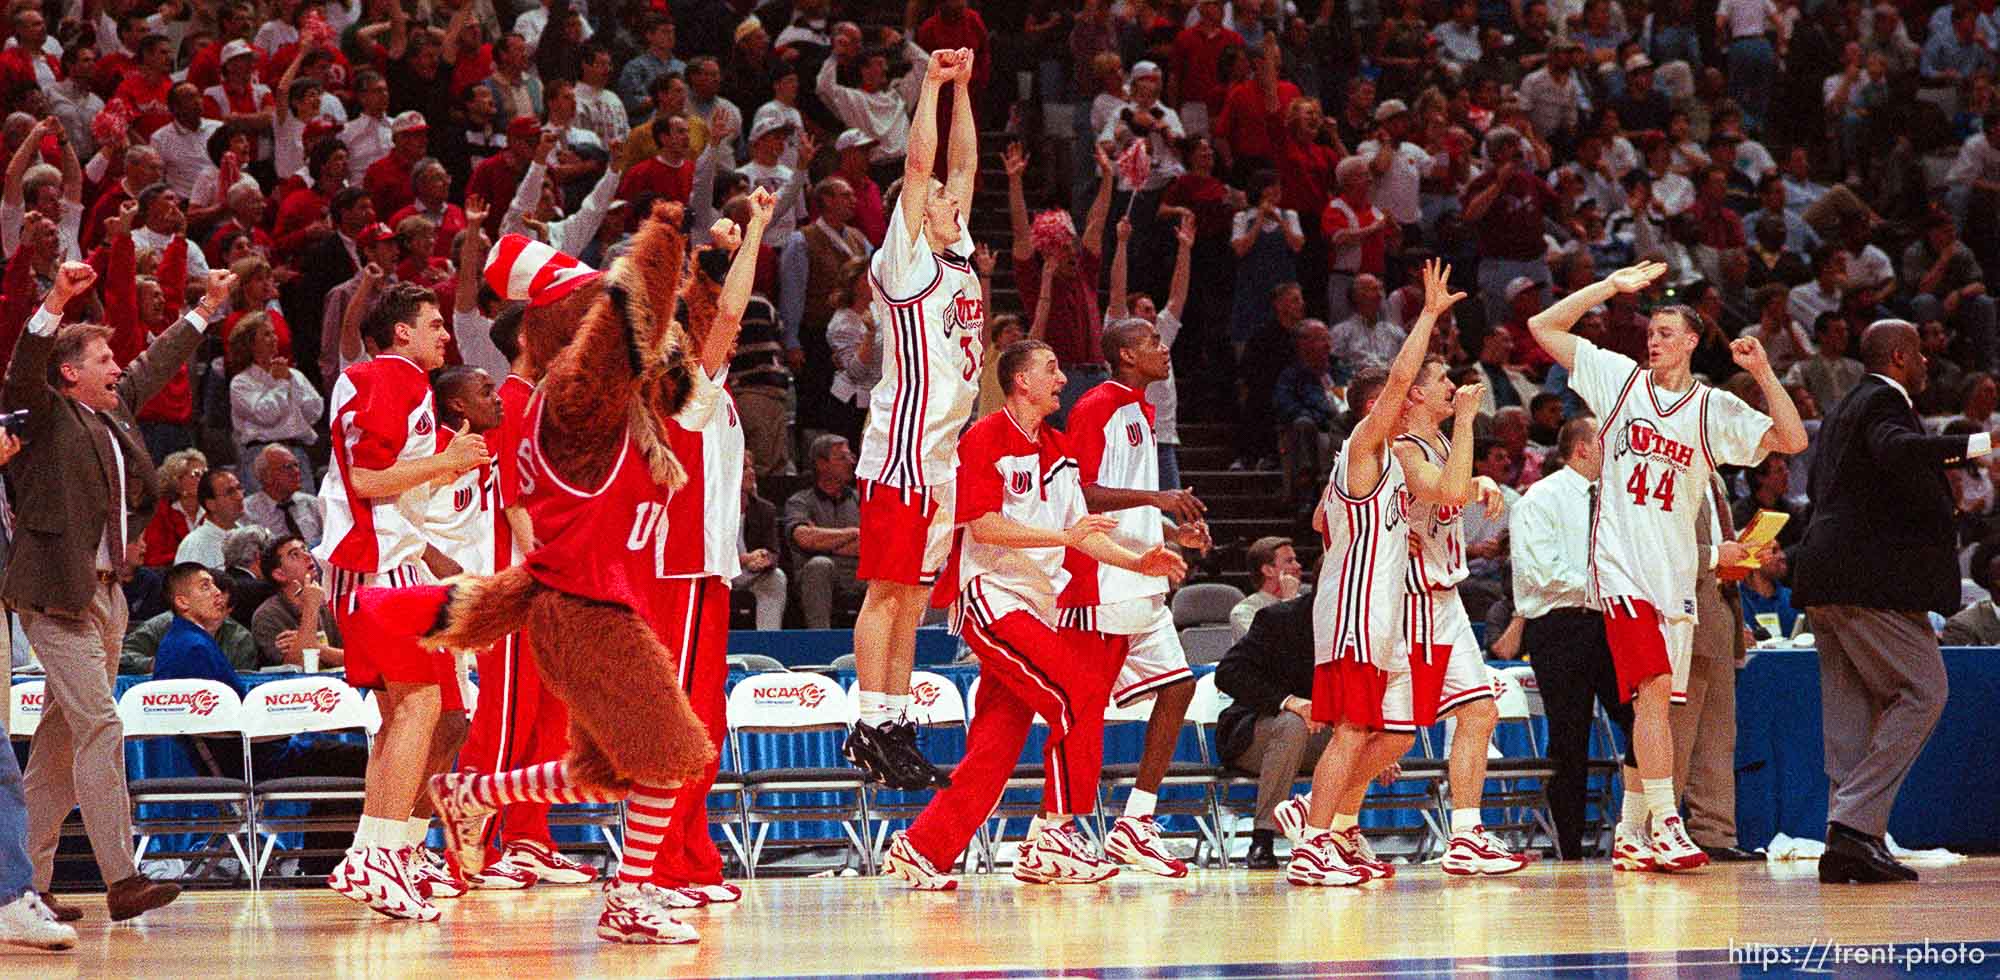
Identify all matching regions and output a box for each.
[1567,337,1773,622]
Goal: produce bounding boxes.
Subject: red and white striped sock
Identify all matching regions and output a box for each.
[613,784,675,887]
[466,762,617,808]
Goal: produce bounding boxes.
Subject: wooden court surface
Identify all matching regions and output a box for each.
[23,858,2000,977]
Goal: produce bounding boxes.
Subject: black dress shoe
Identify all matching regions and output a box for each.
[1245,831,1279,870]
[1818,823,1918,884]
[1699,844,1761,862]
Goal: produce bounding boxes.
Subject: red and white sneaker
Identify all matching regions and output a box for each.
[1329,827,1394,880]
[677,883,742,904]
[597,883,699,945]
[427,773,497,878]
[1104,815,1189,878]
[409,847,467,898]
[1014,824,1118,885]
[1284,832,1368,887]
[503,839,598,884]
[328,846,441,921]
[1441,826,1530,876]
[1649,815,1710,872]
[882,831,959,891]
[467,857,537,889]
[1273,795,1311,846]
[1613,823,1658,872]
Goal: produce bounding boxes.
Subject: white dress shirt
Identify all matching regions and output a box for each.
[244,490,325,548]
[1510,465,1597,618]
[231,363,325,446]
[1353,139,1433,226]
[175,519,232,569]
[149,117,225,199]
[340,112,394,179]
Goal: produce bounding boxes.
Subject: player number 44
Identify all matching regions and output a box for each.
[1625,463,1676,512]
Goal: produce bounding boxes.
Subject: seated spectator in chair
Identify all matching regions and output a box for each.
[1213,594,1330,870]
[221,525,277,630]
[150,562,368,874]
[1784,312,1864,419]
[242,444,324,548]
[142,449,210,567]
[251,535,345,670]
[1915,319,1968,417]
[734,455,787,630]
[1904,210,1999,373]
[1943,551,2000,645]
[1736,547,1798,641]
[784,434,865,629]
[1273,319,1339,505]
[1230,536,1302,639]
[174,468,248,569]
[120,584,262,676]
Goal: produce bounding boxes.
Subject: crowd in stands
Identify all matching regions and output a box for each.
[4,0,2000,680]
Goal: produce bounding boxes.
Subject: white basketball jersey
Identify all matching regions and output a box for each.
[1059,381,1166,611]
[1567,337,1773,620]
[858,197,984,489]
[423,441,500,576]
[1396,434,1469,592]
[1313,447,1411,670]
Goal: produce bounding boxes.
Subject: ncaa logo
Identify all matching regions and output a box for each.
[265,688,342,714]
[414,412,435,437]
[1009,470,1033,495]
[141,690,221,716]
[911,680,941,708]
[752,684,826,709]
[1125,422,1143,447]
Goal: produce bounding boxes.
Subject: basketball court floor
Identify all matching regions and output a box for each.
[30,857,2000,977]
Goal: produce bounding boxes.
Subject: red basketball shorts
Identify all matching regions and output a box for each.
[1601,596,1694,705]
[1402,588,1496,728]
[333,565,457,705]
[1312,658,1395,731]
[857,479,955,587]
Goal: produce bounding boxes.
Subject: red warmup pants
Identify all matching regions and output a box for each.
[648,576,732,888]
[458,630,572,863]
[904,612,1126,870]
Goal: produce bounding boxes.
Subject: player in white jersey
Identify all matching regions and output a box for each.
[1527,261,1806,872]
[1387,371,1528,876]
[845,46,985,790]
[1289,260,1474,887]
[1059,315,1212,877]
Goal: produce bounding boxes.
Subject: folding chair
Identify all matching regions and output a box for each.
[1447,669,1560,855]
[1191,673,1278,863]
[728,671,872,876]
[1170,584,1246,628]
[1097,685,1225,867]
[727,654,787,673]
[9,679,43,739]
[238,676,372,888]
[850,671,971,869]
[1179,625,1236,666]
[966,676,1060,873]
[117,679,255,882]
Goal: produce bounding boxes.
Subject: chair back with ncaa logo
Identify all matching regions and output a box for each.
[849,671,969,867]
[9,679,44,740]
[727,671,872,876]
[1097,673,1224,866]
[115,679,254,884]
[237,677,373,886]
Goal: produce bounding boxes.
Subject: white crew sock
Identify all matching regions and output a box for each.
[857,690,891,728]
[1123,789,1158,819]
[354,815,399,850]
[1303,823,1331,842]
[406,817,431,849]
[1621,787,1649,829]
[1028,813,1065,842]
[1330,812,1358,832]
[1644,781,1678,832]
[1451,807,1481,836]
[885,693,912,723]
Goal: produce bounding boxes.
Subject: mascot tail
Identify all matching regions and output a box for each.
[423,567,543,653]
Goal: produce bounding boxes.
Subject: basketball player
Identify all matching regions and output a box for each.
[847,46,984,790]
[881,340,1187,890]
[645,191,774,909]
[1526,261,1805,872]
[448,304,593,888]
[320,282,491,920]
[1290,260,1474,887]
[1060,316,1212,877]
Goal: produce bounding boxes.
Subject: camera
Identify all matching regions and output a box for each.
[0,409,26,437]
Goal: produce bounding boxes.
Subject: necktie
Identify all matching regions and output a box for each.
[281,498,304,539]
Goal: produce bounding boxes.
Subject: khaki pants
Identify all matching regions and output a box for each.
[1670,651,1737,848]
[21,581,137,889]
[736,387,792,476]
[1228,711,1334,831]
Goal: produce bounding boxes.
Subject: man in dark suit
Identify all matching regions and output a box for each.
[1792,318,1983,884]
[280,187,370,390]
[1213,595,1328,870]
[2,263,236,920]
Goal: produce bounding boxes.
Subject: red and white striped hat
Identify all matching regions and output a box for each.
[484,233,601,308]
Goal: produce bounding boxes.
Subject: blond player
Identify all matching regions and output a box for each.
[1526,261,1805,872]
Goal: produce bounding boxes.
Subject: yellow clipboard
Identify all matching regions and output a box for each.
[1728,510,1790,569]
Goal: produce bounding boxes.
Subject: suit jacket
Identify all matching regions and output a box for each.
[1,314,205,614]
[743,492,781,561]
[282,232,358,390]
[1792,374,1974,615]
[1694,474,1745,661]
[1213,595,1316,765]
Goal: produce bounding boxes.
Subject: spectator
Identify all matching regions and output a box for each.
[1465,126,1557,327]
[571,43,629,147]
[1107,212,1197,490]
[484,33,545,122]
[915,0,991,111]
[251,534,344,669]
[750,65,807,172]
[734,456,786,630]
[1528,391,1565,448]
[243,443,324,548]
[176,468,249,569]
[618,111,696,205]
[1212,594,1326,870]
[1732,454,1808,553]
[2,118,82,264]
[1171,0,1245,135]
[1354,97,1431,234]
[1328,273,1405,375]
[220,524,277,628]
[784,433,864,629]
[1495,276,1554,378]
[831,128,887,246]
[1920,6,1995,86]
[151,83,225,200]
[133,182,211,278]
[1943,418,1998,545]
[141,449,210,568]
[684,56,742,162]
[1955,372,2000,439]
[1008,142,1113,418]
[1518,39,1585,149]
[229,312,323,489]
[1229,535,1301,639]
[618,13,685,117]
[815,38,925,179]
[1737,547,1798,640]
[1320,155,1393,326]
[1785,312,1864,415]
[1945,109,2000,232]
[1473,327,1541,414]
[120,591,262,675]
[1916,319,1968,417]
[719,199,793,479]
[822,256,881,447]
[1788,245,1846,333]
[1273,318,1338,501]
[1903,211,1997,373]
[1689,166,1746,250]
[320,221,402,379]
[360,111,429,217]
[387,159,467,260]
[289,185,374,387]
[1228,168,1304,352]
[737,115,811,241]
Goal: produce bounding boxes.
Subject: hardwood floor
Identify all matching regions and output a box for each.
[28,858,2000,977]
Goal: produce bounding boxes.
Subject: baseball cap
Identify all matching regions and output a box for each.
[220,39,256,64]
[391,110,429,135]
[749,111,794,143]
[835,128,876,153]
[1624,53,1653,71]
[1373,99,1410,123]
[1129,60,1163,83]
[356,223,396,247]
[1505,276,1540,302]
[506,115,542,143]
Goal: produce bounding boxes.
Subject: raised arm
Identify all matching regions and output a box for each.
[1080,144,1114,250]
[1004,140,1032,260]
[1527,260,1666,371]
[944,51,978,217]
[898,49,951,241]
[1107,217,1131,319]
[1,117,49,209]
[1728,336,1810,454]
[1395,384,1487,506]
[1348,258,1465,462]
[1165,215,1193,320]
[454,195,490,313]
[702,187,776,374]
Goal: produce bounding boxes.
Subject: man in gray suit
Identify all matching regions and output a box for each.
[1672,474,1757,861]
[2,262,236,920]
